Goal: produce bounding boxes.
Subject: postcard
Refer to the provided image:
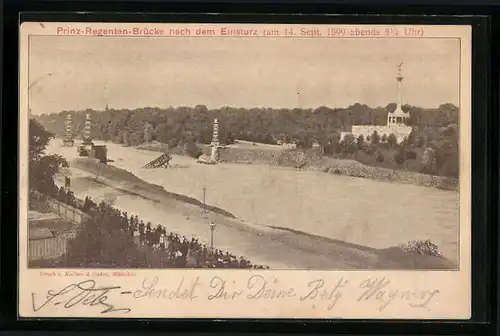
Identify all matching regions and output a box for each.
[19,21,471,319]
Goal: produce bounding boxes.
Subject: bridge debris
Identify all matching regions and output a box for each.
[143,153,172,168]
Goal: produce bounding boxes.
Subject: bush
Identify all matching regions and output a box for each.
[184,141,202,158]
[394,148,416,165]
[168,138,179,150]
[386,133,398,149]
[400,239,442,257]
[65,217,146,268]
[375,151,384,162]
[331,168,342,175]
[415,135,425,148]
[405,150,417,160]
[29,191,51,212]
[340,134,356,154]
[370,131,380,145]
[356,135,364,149]
[363,144,377,156]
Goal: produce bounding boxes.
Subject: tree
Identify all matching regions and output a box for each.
[386,133,398,149]
[415,135,425,148]
[144,122,154,143]
[64,216,146,267]
[385,103,397,113]
[184,138,202,158]
[435,103,459,127]
[29,119,68,196]
[394,149,406,165]
[402,104,412,113]
[407,129,417,146]
[226,132,235,145]
[356,135,364,149]
[122,130,130,146]
[421,148,438,174]
[340,134,356,154]
[370,131,380,146]
[375,150,385,162]
[381,134,387,143]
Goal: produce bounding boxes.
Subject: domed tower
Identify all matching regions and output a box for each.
[387,62,409,126]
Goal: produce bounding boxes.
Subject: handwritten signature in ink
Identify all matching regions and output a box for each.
[31,279,132,314]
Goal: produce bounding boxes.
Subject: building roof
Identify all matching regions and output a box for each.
[28,210,61,222]
[29,227,54,240]
[29,215,78,235]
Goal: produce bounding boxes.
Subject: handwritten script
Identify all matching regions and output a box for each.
[31,279,131,314]
[31,276,440,315]
[131,275,440,312]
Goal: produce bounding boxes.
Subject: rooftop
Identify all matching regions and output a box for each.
[29,211,78,236]
[28,210,60,222]
[29,227,54,240]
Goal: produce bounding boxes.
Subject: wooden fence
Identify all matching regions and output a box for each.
[29,190,89,262]
[28,231,77,261]
[46,200,89,225]
[31,190,90,225]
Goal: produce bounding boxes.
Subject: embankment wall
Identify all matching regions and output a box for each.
[134,141,458,191]
[318,159,459,191]
[218,147,281,164]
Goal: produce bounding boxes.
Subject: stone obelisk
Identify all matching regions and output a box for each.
[83,113,92,144]
[210,118,220,161]
[63,113,74,146]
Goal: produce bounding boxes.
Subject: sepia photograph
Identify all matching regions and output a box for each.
[19,22,471,319]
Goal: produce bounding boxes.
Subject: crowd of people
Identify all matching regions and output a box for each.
[56,186,270,269]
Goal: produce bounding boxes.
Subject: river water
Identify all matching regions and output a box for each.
[48,140,460,261]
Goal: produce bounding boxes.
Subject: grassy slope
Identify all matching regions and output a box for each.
[73,157,236,218]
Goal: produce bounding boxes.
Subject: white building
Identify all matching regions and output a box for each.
[341,63,412,143]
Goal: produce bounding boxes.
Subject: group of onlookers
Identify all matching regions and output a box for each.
[56,187,269,269]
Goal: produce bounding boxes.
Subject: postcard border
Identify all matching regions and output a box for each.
[11,13,491,325]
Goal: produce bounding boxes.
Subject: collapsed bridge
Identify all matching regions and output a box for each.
[142,153,172,169]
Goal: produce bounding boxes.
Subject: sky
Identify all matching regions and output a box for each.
[27,35,460,115]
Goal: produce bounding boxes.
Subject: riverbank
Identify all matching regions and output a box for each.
[67,156,457,270]
[135,141,458,191]
[311,158,459,191]
[72,157,236,219]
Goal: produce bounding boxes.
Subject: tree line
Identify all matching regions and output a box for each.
[35,102,459,149]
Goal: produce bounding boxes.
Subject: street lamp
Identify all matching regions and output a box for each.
[209,221,216,249]
[202,186,207,217]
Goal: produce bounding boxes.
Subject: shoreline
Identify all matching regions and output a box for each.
[134,141,459,192]
[67,157,458,270]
